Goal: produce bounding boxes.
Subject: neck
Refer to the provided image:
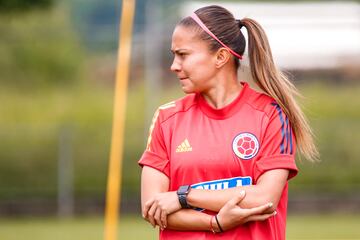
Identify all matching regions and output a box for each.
[201,70,242,109]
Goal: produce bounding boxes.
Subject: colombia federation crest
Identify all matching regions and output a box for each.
[232,132,260,160]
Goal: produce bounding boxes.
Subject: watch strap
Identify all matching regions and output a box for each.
[178,193,191,209]
[177,185,192,209]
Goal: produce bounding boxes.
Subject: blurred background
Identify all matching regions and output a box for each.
[0,0,359,239]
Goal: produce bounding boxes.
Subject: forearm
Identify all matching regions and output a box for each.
[166,190,275,232]
[187,185,268,212]
[187,170,289,212]
[165,209,212,231]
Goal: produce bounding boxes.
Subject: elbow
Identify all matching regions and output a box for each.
[267,201,278,213]
[248,186,281,212]
[260,194,281,213]
[252,169,289,212]
[141,202,146,218]
[242,189,280,213]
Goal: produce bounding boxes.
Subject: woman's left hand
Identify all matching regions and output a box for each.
[215,190,275,231]
[143,191,181,229]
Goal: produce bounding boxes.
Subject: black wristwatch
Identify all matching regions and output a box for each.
[177,185,192,209]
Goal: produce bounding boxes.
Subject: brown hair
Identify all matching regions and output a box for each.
[178,5,319,161]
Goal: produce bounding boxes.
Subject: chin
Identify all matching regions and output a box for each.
[181,87,195,94]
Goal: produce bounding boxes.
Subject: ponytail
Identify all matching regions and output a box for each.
[241,18,319,161]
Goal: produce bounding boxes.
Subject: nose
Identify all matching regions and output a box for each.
[170,58,181,72]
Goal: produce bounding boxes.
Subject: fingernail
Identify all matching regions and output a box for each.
[268,202,273,208]
[240,190,245,196]
[274,211,277,216]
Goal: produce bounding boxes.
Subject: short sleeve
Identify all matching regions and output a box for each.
[254,103,298,182]
[138,109,170,177]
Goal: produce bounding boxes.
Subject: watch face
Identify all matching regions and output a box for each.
[178,185,191,194]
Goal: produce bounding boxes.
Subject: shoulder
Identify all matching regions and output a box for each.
[242,83,280,118]
[156,94,197,124]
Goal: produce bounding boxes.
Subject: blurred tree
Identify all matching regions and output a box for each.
[0,5,84,88]
[0,0,53,12]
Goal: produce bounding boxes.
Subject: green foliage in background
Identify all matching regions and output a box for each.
[292,83,360,193]
[0,82,148,198]
[0,5,83,88]
[0,0,53,12]
[0,85,112,199]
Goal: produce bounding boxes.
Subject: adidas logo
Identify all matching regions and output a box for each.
[176,139,192,153]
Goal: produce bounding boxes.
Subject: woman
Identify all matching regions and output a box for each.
[139,5,318,240]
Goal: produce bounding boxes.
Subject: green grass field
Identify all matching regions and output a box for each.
[1,214,359,239]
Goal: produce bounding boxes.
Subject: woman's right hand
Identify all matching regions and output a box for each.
[215,190,276,232]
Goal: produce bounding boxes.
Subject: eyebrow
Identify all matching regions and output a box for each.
[170,48,187,54]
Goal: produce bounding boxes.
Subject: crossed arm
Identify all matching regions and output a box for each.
[141,166,289,232]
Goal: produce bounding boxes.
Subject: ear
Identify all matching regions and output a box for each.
[215,48,231,68]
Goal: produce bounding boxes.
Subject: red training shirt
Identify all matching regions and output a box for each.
[139,82,298,240]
